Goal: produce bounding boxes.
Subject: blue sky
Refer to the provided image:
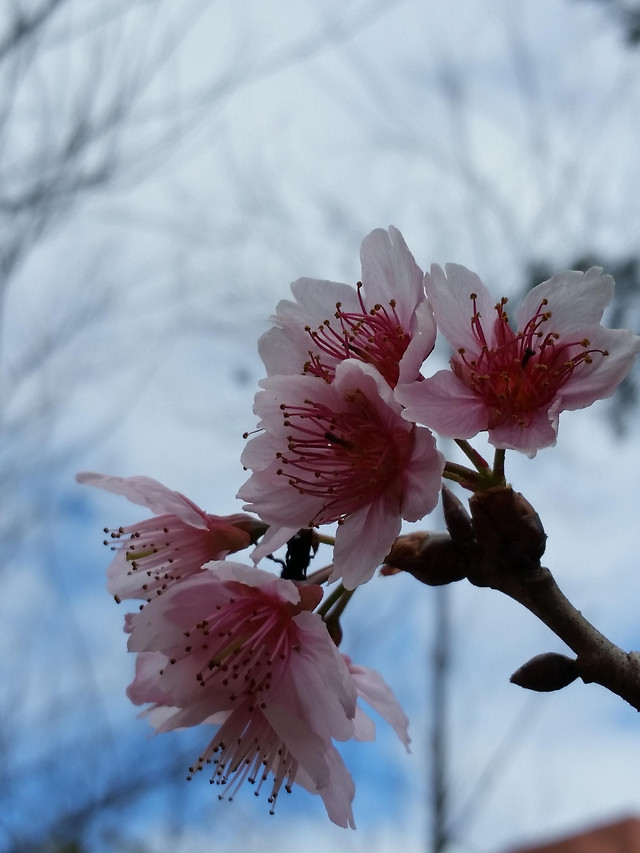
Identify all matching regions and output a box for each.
[2,1,640,851]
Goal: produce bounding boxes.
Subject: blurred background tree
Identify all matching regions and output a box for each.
[1,1,639,852]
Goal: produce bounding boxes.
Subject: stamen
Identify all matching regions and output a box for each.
[274,393,409,525]
[303,282,410,386]
[453,295,609,429]
[191,707,298,814]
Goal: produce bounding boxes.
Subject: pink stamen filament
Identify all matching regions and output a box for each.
[454,295,609,428]
[179,593,299,699]
[304,283,410,386]
[275,395,405,525]
[104,516,215,600]
[187,704,297,815]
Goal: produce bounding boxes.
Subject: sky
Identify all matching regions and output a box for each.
[2,0,640,851]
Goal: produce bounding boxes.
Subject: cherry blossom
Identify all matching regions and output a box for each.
[396,265,640,455]
[258,226,436,389]
[125,600,411,827]
[136,689,356,827]
[76,471,264,602]
[238,360,444,588]
[125,562,358,826]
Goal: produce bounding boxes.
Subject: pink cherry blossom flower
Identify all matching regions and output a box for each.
[238,360,444,589]
[396,265,640,455]
[258,226,436,389]
[142,696,356,827]
[76,471,265,602]
[125,562,357,826]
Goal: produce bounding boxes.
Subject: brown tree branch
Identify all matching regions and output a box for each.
[386,485,640,711]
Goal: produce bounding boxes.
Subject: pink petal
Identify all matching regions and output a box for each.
[517,267,614,333]
[283,610,357,740]
[425,264,496,355]
[330,498,402,589]
[126,651,173,706]
[260,703,334,787]
[348,663,411,751]
[295,743,356,829]
[557,326,640,410]
[250,524,300,563]
[401,427,445,522]
[359,226,424,325]
[258,279,358,377]
[288,278,359,321]
[397,370,489,438]
[488,405,560,456]
[239,461,326,528]
[352,705,376,741]
[397,298,437,385]
[76,471,208,529]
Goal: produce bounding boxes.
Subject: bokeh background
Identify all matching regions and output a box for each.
[2,1,640,851]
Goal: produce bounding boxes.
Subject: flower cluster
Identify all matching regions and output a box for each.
[79,226,639,829]
[78,472,409,827]
[240,227,445,588]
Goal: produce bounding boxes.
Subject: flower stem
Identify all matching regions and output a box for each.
[485,564,640,711]
[325,586,355,622]
[443,461,482,485]
[454,439,490,473]
[492,448,506,484]
[317,583,349,618]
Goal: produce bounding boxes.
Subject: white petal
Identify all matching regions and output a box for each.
[425,264,496,355]
[359,226,424,324]
[517,267,613,333]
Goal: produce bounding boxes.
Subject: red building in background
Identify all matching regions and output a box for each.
[507,816,640,852]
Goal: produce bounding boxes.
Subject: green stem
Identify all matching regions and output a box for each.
[316,583,347,618]
[325,587,355,622]
[443,461,482,489]
[454,439,490,472]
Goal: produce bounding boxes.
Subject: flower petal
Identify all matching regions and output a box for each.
[557,326,640,410]
[348,662,411,751]
[517,267,614,333]
[76,471,208,529]
[487,405,560,456]
[397,370,489,438]
[359,226,424,325]
[425,264,496,355]
[294,743,356,829]
[330,498,402,589]
[397,298,437,385]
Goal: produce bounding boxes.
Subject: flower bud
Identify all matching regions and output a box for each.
[383,531,467,586]
[232,516,269,544]
[441,486,474,548]
[510,652,578,692]
[469,485,547,573]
